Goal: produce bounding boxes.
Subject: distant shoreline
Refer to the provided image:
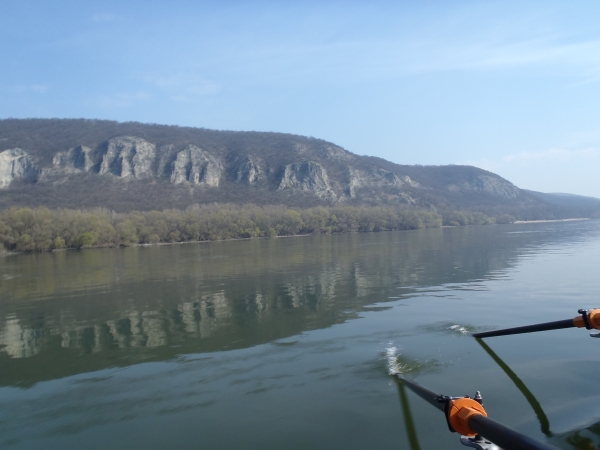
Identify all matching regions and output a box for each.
[512,218,589,224]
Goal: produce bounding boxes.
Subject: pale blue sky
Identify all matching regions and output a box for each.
[1,1,600,197]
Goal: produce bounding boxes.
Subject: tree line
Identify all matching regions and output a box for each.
[0,204,506,253]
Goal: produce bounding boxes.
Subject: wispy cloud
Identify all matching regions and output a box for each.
[144,73,220,94]
[98,92,150,108]
[139,73,221,101]
[466,147,600,172]
[416,38,600,75]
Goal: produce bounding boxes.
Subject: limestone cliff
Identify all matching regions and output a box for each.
[0,149,39,188]
[278,161,336,200]
[52,145,94,172]
[0,119,554,213]
[346,167,420,199]
[233,157,261,185]
[170,145,222,186]
[99,136,156,179]
[448,174,520,199]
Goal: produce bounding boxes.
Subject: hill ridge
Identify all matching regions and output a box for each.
[0,118,592,219]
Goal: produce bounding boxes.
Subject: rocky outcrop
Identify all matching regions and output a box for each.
[317,144,351,161]
[451,175,519,199]
[279,161,336,199]
[99,136,156,179]
[233,157,261,184]
[398,192,417,204]
[0,149,39,188]
[401,175,420,188]
[52,145,94,172]
[170,145,222,186]
[345,168,420,198]
[0,120,550,212]
[156,144,176,178]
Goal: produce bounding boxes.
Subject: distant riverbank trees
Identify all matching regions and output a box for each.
[0,204,505,253]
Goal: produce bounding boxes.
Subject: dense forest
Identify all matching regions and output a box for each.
[0,204,512,253]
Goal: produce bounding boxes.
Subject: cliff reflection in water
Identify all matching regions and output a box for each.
[0,223,596,386]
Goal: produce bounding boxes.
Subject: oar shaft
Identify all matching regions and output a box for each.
[472,319,574,338]
[393,374,445,412]
[394,376,560,450]
[469,415,558,450]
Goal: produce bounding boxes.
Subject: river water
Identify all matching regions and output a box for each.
[1,221,600,449]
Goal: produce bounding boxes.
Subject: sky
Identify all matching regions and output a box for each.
[1,1,600,197]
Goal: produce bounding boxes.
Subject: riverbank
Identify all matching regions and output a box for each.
[513,218,589,224]
[0,205,444,253]
[0,207,591,256]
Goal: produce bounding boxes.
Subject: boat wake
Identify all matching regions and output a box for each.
[448,324,469,335]
[385,345,401,375]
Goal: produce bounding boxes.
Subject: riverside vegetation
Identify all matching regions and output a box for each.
[0,205,506,253]
[1,119,597,254]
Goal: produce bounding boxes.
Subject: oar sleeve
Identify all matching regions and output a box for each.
[394,375,560,450]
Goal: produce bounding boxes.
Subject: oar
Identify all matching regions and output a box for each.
[393,374,560,450]
[472,309,600,339]
[396,381,423,450]
[475,338,552,437]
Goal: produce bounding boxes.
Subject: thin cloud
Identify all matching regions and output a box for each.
[142,73,221,96]
[466,148,600,172]
[204,32,600,86]
[98,92,150,108]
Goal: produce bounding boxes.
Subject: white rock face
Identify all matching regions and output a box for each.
[99,136,156,179]
[156,144,176,178]
[234,157,261,184]
[400,175,420,188]
[52,145,94,172]
[317,144,351,161]
[279,161,336,199]
[170,145,222,186]
[0,148,39,188]
[459,175,519,199]
[345,168,419,198]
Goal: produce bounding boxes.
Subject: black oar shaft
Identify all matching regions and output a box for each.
[393,374,444,412]
[472,319,574,338]
[469,415,558,450]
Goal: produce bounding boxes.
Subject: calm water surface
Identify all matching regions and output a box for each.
[1,221,600,449]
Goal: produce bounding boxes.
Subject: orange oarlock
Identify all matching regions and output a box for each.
[447,397,488,436]
[573,309,600,330]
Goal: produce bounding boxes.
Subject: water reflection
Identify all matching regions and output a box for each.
[1,221,600,449]
[476,338,600,449]
[1,222,599,387]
